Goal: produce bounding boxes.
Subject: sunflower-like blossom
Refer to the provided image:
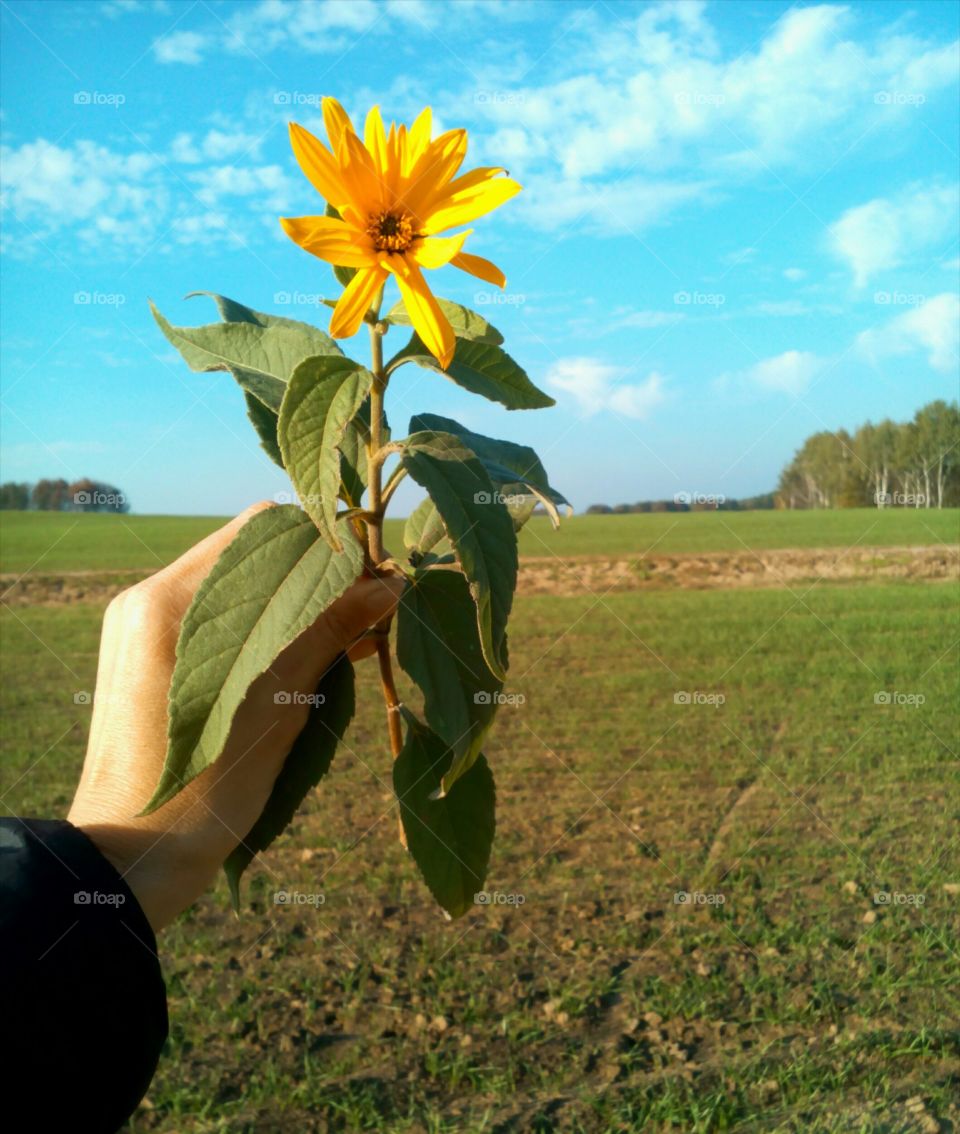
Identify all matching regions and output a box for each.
[280,98,521,368]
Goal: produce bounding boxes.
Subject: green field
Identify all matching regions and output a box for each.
[1,507,958,574]
[2,506,958,1132]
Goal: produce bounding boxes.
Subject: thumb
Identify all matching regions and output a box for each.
[277,573,407,689]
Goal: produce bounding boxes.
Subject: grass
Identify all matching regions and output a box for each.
[1,507,957,573]
[2,578,957,1132]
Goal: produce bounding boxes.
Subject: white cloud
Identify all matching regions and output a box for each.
[829,182,960,286]
[783,267,805,282]
[0,136,285,254]
[154,30,209,64]
[857,293,960,374]
[746,350,823,395]
[545,358,667,419]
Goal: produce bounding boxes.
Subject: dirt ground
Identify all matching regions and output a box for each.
[2,544,957,607]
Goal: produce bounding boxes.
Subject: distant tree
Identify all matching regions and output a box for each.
[31,478,71,511]
[585,504,612,515]
[0,482,31,510]
[67,479,130,513]
[913,400,960,509]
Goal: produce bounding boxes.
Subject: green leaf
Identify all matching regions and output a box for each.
[393,709,495,918]
[150,297,342,411]
[325,204,357,290]
[403,497,449,556]
[401,431,517,678]
[244,392,284,469]
[224,652,355,910]
[386,335,554,411]
[385,298,504,345]
[143,505,363,813]
[409,413,570,526]
[278,356,371,550]
[397,568,504,795]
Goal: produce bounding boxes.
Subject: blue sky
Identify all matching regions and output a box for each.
[1,0,958,515]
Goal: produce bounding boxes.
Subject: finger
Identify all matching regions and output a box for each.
[274,575,406,690]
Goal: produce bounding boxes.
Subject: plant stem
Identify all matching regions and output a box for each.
[367,322,405,763]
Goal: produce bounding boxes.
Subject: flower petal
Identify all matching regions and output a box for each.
[364,105,389,180]
[388,254,455,369]
[404,129,467,212]
[451,250,507,288]
[322,96,356,153]
[423,174,521,235]
[288,122,350,209]
[338,129,385,214]
[412,230,471,270]
[407,106,433,166]
[279,215,375,267]
[329,265,389,339]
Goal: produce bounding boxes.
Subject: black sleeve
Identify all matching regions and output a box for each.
[0,818,168,1134]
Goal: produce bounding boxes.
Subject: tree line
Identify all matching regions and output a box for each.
[0,478,130,513]
[777,400,959,509]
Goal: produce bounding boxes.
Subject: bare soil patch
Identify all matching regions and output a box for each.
[1,545,956,608]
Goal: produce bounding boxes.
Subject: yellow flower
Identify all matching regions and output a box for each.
[280,98,521,369]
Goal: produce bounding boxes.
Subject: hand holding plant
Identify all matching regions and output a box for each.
[146,99,568,919]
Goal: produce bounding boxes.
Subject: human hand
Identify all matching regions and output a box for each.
[67,502,404,933]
